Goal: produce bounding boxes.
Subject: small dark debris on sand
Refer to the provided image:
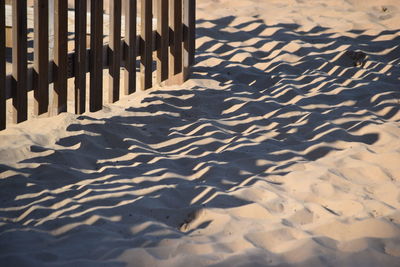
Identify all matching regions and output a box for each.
[345,50,368,67]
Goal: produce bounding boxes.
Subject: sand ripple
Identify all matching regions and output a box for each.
[1,0,400,266]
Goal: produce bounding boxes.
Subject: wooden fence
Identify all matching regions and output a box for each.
[0,0,196,130]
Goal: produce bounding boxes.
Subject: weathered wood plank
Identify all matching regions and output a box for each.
[156,0,168,83]
[169,0,182,78]
[12,0,28,123]
[183,0,189,81]
[183,0,195,80]
[140,0,152,90]
[75,0,87,114]
[124,0,136,95]
[109,0,121,103]
[53,0,68,114]
[90,0,103,112]
[189,0,195,66]
[33,0,49,116]
[0,0,5,130]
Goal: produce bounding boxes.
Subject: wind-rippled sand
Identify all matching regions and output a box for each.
[1,0,400,266]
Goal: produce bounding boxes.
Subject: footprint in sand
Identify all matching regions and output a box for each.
[265,201,285,214]
[288,208,314,225]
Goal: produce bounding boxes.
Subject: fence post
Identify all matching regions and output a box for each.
[90,0,103,111]
[109,0,121,103]
[33,0,49,116]
[182,0,195,81]
[167,0,182,84]
[189,0,195,66]
[183,0,190,80]
[156,0,169,84]
[0,0,5,130]
[140,0,153,90]
[12,0,28,123]
[75,0,87,114]
[53,0,68,114]
[124,0,136,95]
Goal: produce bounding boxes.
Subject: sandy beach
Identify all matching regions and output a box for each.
[1,0,400,266]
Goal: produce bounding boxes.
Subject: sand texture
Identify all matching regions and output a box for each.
[1,0,400,266]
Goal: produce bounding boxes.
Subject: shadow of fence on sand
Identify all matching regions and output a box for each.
[0,15,399,266]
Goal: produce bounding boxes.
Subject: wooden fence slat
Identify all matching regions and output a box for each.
[12,0,28,123]
[33,0,49,116]
[189,0,195,66]
[90,0,103,112]
[156,0,169,83]
[169,0,182,78]
[75,0,87,114]
[54,0,68,114]
[0,0,5,130]
[183,0,195,79]
[109,0,121,103]
[124,0,136,95]
[140,0,152,90]
[183,0,189,80]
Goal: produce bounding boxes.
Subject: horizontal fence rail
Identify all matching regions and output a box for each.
[0,0,196,130]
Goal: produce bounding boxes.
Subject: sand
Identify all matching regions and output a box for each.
[1,0,400,266]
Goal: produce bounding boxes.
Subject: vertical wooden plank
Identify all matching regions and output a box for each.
[140,0,152,90]
[12,0,28,123]
[33,0,49,116]
[189,0,195,66]
[168,0,182,79]
[182,0,194,80]
[90,0,103,112]
[75,0,87,114]
[188,0,196,66]
[182,0,189,81]
[156,0,168,83]
[0,0,5,130]
[54,0,68,114]
[109,0,121,103]
[124,0,136,95]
